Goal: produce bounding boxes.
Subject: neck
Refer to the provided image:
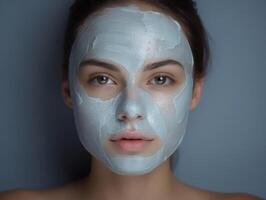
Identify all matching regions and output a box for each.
[83,157,177,200]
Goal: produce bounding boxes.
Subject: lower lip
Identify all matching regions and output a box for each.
[111,139,153,153]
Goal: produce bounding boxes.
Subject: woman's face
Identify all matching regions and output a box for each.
[68,4,194,175]
[78,58,186,157]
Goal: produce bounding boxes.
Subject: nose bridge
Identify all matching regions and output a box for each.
[116,83,145,121]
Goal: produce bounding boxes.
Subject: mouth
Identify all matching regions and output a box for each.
[109,130,155,153]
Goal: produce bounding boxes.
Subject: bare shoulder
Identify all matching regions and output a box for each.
[219,193,263,200]
[0,189,45,200]
[0,186,75,200]
[0,178,88,200]
[193,190,262,200]
[175,181,262,200]
[197,189,263,200]
[196,189,262,200]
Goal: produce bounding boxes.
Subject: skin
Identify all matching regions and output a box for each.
[78,58,185,157]
[0,78,261,200]
[0,79,262,200]
[0,1,262,200]
[0,71,261,200]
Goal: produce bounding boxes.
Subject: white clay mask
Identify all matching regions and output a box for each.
[69,5,194,175]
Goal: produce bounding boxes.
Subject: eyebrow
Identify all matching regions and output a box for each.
[80,58,182,72]
[80,59,120,72]
[143,59,183,71]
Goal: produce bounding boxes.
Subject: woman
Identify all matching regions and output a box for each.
[0,0,262,199]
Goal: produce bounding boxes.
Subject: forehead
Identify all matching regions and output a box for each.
[71,5,193,74]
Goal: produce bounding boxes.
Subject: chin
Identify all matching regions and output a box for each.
[106,149,166,176]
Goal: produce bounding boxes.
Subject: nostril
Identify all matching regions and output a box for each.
[136,115,144,120]
[118,113,127,121]
[117,113,144,121]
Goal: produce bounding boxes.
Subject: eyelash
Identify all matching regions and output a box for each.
[88,73,116,86]
[88,73,175,87]
[147,74,175,87]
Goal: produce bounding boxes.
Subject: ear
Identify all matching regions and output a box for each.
[61,80,73,109]
[190,78,204,111]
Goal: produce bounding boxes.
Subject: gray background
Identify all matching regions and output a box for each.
[0,0,265,198]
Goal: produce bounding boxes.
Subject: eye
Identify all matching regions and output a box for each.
[88,74,116,86]
[148,74,175,86]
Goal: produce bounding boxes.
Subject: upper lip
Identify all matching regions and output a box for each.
[109,130,155,141]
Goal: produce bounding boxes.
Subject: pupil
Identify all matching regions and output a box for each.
[156,76,166,84]
[97,76,108,84]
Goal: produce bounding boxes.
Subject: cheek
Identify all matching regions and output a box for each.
[78,76,122,101]
[151,76,193,120]
[149,93,176,114]
[73,82,117,125]
[149,83,192,131]
[85,85,121,101]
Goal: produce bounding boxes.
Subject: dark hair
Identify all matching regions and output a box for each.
[62,0,210,84]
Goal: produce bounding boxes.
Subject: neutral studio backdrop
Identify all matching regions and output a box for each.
[0,0,265,198]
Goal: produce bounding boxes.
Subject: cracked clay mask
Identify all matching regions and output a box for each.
[69,5,194,175]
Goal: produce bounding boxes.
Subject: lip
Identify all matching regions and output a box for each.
[109,130,155,153]
[110,130,155,141]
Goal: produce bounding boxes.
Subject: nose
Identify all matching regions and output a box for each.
[117,111,144,122]
[116,96,145,123]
